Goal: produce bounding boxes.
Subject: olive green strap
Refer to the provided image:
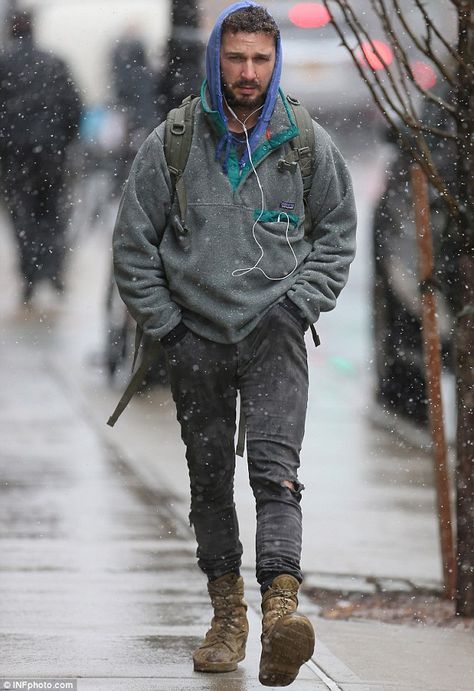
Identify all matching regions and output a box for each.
[286,95,316,238]
[286,94,315,188]
[107,339,161,427]
[164,95,199,220]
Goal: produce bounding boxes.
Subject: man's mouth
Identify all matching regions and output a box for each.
[236,83,258,94]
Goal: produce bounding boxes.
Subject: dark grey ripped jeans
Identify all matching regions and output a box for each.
[164,302,308,586]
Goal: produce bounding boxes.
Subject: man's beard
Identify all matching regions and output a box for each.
[222,81,265,111]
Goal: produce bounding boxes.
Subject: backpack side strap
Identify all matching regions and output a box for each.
[107,331,160,428]
[286,94,316,238]
[164,95,200,220]
[286,94,315,200]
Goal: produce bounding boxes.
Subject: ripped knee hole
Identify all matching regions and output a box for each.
[280,479,305,495]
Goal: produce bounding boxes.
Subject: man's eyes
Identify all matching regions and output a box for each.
[227,56,270,63]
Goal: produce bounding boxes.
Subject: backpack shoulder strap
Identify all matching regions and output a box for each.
[164,95,200,219]
[286,94,315,203]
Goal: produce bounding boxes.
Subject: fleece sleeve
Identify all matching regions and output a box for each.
[287,122,357,323]
[112,127,182,341]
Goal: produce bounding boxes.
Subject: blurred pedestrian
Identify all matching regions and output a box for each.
[111,2,356,685]
[0,10,82,303]
[372,78,458,425]
[110,28,156,154]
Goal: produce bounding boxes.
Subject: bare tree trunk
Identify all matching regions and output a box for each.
[455,255,474,615]
[324,0,474,614]
[411,165,456,600]
[454,0,474,617]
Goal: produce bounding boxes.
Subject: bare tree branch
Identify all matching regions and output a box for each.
[323,0,400,117]
[335,1,413,123]
[323,0,459,215]
[409,86,457,118]
[414,0,462,64]
[448,0,467,11]
[389,0,457,85]
[373,0,421,120]
[379,0,458,116]
[330,2,454,129]
[409,124,457,140]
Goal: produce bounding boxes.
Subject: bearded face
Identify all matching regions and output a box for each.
[220,31,276,113]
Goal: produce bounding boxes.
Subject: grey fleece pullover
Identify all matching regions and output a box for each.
[112,92,357,344]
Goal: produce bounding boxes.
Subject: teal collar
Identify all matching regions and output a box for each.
[200,80,226,137]
[200,82,299,190]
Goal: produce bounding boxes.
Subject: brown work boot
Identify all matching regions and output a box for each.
[259,574,315,686]
[193,573,248,673]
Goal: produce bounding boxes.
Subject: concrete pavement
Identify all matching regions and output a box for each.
[0,319,327,690]
[0,291,472,691]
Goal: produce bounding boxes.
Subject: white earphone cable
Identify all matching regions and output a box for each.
[224,98,298,281]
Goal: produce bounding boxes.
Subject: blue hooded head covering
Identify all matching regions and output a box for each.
[205,1,282,174]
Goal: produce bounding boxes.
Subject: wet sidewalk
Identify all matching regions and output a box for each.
[0,293,473,691]
[0,330,327,690]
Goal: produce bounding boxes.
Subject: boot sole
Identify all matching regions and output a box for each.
[193,651,245,673]
[259,615,315,687]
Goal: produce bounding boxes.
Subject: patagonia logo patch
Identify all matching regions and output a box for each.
[280,200,295,210]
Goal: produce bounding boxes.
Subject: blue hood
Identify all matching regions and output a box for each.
[205,1,282,173]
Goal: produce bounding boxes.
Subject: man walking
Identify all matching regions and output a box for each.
[112,2,356,685]
[0,11,81,303]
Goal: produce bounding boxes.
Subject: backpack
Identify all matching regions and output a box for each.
[107,94,317,430]
[164,93,316,236]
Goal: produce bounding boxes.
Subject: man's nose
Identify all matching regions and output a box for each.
[241,60,257,80]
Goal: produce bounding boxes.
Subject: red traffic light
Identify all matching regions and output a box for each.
[288,3,331,29]
[410,61,437,90]
[356,40,393,71]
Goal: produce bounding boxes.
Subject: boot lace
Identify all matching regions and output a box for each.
[269,587,295,618]
[202,593,239,651]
